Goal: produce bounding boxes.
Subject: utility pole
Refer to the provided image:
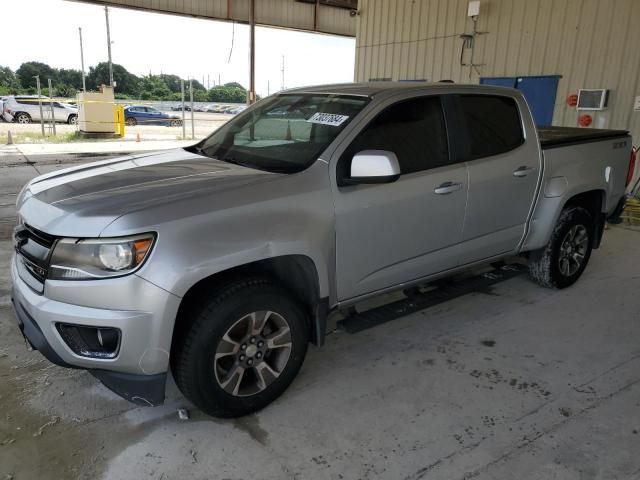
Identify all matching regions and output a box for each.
[248,0,256,104]
[267,80,270,96]
[105,6,114,87]
[35,76,45,136]
[48,79,57,136]
[181,79,186,139]
[281,55,285,91]
[207,74,210,89]
[189,79,195,140]
[79,27,86,91]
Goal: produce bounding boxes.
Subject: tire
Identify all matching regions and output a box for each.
[172,278,310,418]
[125,117,137,126]
[67,114,78,125]
[14,112,31,124]
[528,206,594,289]
[170,119,181,127]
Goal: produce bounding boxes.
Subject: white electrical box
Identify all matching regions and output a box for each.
[468,1,480,17]
[577,89,609,110]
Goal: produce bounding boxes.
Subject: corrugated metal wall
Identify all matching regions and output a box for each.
[72,0,357,37]
[355,0,640,142]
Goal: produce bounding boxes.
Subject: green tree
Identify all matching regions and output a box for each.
[139,75,172,100]
[207,84,247,103]
[0,66,21,94]
[191,79,206,91]
[57,68,83,90]
[87,62,140,96]
[224,81,245,90]
[159,74,182,93]
[16,61,56,89]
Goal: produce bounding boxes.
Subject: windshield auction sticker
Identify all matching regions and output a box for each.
[307,112,349,126]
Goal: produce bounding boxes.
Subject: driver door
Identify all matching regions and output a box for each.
[332,94,468,301]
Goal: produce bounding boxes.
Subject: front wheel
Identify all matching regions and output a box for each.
[67,114,78,125]
[172,278,309,418]
[125,117,137,126]
[528,206,594,289]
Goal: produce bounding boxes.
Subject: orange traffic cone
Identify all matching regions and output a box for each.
[136,133,141,142]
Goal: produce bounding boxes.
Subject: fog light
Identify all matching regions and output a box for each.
[56,324,121,359]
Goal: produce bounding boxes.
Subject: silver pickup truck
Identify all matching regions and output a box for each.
[11,83,634,417]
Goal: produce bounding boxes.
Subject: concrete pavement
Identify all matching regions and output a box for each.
[0,155,639,480]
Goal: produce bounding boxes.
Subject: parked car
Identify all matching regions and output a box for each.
[11,83,633,418]
[123,105,182,126]
[228,105,247,114]
[222,105,242,114]
[0,96,7,122]
[2,95,78,124]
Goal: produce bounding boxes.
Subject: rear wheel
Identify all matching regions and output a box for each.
[172,278,309,418]
[170,119,181,127]
[14,112,31,124]
[125,117,137,126]
[528,206,594,289]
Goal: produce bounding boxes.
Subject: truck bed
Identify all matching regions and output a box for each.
[538,126,629,149]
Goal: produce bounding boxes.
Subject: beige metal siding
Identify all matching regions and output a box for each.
[71,0,357,37]
[355,0,640,142]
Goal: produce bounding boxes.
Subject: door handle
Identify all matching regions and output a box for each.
[434,181,463,195]
[513,166,534,177]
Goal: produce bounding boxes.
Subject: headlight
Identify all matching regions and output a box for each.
[49,234,155,280]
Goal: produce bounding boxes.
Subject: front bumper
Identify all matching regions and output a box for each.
[11,255,181,405]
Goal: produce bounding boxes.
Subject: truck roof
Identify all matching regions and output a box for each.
[282,81,512,97]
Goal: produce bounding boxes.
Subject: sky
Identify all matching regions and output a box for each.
[1,0,356,96]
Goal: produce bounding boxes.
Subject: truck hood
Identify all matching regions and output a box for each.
[18,148,279,237]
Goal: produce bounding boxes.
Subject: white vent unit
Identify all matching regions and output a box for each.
[577,89,609,110]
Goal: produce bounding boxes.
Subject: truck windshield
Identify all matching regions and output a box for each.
[191,93,369,173]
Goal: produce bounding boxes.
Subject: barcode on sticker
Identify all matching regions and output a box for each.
[307,112,349,126]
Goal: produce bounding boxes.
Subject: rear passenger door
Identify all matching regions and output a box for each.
[333,94,468,301]
[451,94,541,264]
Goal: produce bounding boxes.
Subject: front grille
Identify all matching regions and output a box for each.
[14,224,57,287]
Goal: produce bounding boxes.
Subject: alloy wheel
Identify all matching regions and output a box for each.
[558,224,588,276]
[213,310,292,397]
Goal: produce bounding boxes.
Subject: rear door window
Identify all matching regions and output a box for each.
[456,95,524,160]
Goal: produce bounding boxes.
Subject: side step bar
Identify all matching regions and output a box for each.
[337,263,527,334]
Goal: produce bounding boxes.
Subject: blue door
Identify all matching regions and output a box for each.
[480,75,561,126]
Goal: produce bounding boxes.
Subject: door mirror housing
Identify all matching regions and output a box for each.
[345,150,401,185]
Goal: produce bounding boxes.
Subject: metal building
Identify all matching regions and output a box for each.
[354,0,640,141]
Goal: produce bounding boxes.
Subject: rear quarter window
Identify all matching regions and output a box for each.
[458,95,524,160]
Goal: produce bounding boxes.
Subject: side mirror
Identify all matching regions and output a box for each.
[345,150,401,185]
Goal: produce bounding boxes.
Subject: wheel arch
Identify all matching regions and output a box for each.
[170,255,328,359]
[13,111,31,122]
[561,189,606,248]
[523,187,607,252]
